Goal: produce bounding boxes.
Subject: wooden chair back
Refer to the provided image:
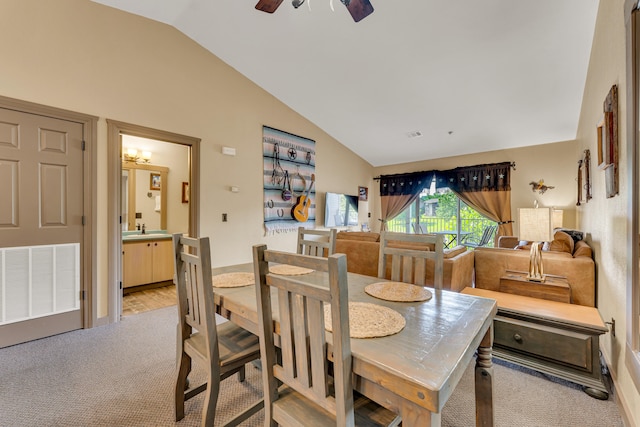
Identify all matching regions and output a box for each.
[253,244,355,426]
[296,227,337,257]
[378,231,444,290]
[173,234,262,426]
[174,234,218,365]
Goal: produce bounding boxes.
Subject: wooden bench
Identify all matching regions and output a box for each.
[462,287,609,399]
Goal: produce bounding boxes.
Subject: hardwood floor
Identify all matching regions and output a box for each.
[122,284,177,316]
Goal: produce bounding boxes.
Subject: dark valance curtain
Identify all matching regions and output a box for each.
[378,171,434,230]
[434,162,512,193]
[378,162,514,240]
[435,162,514,240]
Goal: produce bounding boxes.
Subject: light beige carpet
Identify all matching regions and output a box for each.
[0,306,624,426]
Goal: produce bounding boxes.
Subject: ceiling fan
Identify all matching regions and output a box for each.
[255,0,374,23]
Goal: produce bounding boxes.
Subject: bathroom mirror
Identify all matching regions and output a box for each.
[122,163,168,231]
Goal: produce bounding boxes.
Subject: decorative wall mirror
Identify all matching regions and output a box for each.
[121,162,169,231]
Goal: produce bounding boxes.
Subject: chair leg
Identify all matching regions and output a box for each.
[237,365,246,382]
[174,352,191,421]
[201,364,220,427]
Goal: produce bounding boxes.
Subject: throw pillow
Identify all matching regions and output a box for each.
[548,230,574,254]
[554,228,584,243]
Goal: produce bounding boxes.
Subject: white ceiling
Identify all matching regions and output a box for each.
[92,0,599,167]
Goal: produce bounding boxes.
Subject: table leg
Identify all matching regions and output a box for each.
[475,327,494,427]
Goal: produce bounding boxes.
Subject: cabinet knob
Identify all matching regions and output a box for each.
[147,243,151,247]
[513,333,523,343]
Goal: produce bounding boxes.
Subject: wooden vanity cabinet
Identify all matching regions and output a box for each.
[122,239,173,288]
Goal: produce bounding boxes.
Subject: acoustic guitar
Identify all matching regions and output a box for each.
[291,174,315,222]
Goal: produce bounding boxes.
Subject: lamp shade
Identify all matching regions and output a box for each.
[552,209,564,229]
[518,208,554,242]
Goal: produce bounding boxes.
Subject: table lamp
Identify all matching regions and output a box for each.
[553,209,564,229]
[518,207,554,282]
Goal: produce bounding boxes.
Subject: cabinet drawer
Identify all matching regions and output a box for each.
[494,317,592,370]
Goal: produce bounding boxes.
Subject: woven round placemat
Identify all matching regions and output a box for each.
[269,264,314,276]
[365,281,432,302]
[211,272,254,288]
[324,302,405,339]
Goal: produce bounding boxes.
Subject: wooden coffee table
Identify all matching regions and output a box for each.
[462,287,609,399]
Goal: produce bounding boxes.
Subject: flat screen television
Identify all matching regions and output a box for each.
[324,192,359,228]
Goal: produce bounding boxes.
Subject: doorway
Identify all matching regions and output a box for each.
[0,96,97,348]
[107,120,200,322]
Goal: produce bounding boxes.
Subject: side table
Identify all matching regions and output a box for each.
[499,270,571,303]
[462,287,609,399]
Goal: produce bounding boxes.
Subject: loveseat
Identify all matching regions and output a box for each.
[334,231,474,292]
[473,230,596,307]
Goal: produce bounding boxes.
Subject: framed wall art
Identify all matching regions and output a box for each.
[596,117,607,169]
[603,84,618,198]
[181,182,189,203]
[150,173,161,190]
[576,149,592,206]
[358,186,368,201]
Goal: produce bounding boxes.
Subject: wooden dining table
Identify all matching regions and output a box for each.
[211,263,497,427]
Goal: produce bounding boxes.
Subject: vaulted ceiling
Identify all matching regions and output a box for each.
[92,0,599,166]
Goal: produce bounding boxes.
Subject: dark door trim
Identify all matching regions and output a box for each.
[0,95,98,328]
[106,120,200,323]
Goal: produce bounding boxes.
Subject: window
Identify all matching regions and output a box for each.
[386,179,497,248]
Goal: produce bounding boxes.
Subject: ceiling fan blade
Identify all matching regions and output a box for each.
[255,0,285,13]
[344,0,374,22]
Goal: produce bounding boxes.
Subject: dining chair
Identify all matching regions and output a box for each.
[252,244,399,426]
[173,234,263,427]
[296,226,337,257]
[464,225,497,249]
[378,231,445,290]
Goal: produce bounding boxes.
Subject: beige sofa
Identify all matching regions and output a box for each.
[473,230,596,307]
[334,231,475,292]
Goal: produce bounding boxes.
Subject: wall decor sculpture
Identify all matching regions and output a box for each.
[600,84,619,198]
[262,125,316,235]
[529,179,554,194]
[577,149,592,206]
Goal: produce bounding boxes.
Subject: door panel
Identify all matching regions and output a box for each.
[41,163,68,226]
[0,107,84,347]
[0,160,18,226]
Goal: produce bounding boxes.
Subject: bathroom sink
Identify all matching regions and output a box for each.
[123,233,171,240]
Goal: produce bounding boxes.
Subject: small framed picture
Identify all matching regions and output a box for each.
[150,173,161,190]
[358,186,368,201]
[596,118,606,169]
[181,182,189,203]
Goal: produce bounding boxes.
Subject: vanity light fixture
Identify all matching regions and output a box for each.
[123,147,152,163]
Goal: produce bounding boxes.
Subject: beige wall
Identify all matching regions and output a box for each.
[575,0,639,424]
[0,0,374,317]
[2,0,638,421]
[373,140,579,234]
